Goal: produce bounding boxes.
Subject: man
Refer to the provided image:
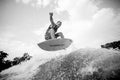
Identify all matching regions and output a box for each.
[45,12,64,40]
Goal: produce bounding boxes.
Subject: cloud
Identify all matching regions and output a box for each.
[54,0,120,48]
[36,0,42,7]
[56,0,98,21]
[16,0,20,3]
[91,8,120,41]
[33,23,49,41]
[16,0,52,8]
[22,0,31,4]
[42,0,52,7]
[15,0,31,4]
[94,0,120,10]
[36,0,52,8]
[53,0,98,47]
[0,32,15,39]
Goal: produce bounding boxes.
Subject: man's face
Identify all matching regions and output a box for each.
[56,21,62,27]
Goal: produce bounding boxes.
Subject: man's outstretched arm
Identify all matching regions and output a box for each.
[49,12,55,26]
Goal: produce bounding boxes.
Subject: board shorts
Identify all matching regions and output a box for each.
[45,33,59,40]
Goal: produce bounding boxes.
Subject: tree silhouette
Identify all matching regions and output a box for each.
[101,40,120,51]
[0,51,32,72]
[0,51,8,60]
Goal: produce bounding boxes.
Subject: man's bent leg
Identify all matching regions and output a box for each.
[49,29,55,39]
[56,32,64,38]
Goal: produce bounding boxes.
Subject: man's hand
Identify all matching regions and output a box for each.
[49,12,55,26]
[49,12,53,16]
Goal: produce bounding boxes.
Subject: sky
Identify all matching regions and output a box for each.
[0,0,120,59]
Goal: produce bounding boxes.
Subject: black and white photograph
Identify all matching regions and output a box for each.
[0,0,120,80]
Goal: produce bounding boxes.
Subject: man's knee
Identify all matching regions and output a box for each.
[58,32,63,35]
[57,32,64,38]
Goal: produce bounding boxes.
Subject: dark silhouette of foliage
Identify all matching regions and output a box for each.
[0,51,32,72]
[101,40,120,51]
[0,51,8,60]
[0,51,11,72]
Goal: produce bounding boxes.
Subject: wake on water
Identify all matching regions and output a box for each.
[0,48,120,80]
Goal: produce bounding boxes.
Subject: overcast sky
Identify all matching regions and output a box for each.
[0,0,120,59]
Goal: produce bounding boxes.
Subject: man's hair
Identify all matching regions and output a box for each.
[57,21,61,23]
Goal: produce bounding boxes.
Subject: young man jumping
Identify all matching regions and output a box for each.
[45,12,64,40]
